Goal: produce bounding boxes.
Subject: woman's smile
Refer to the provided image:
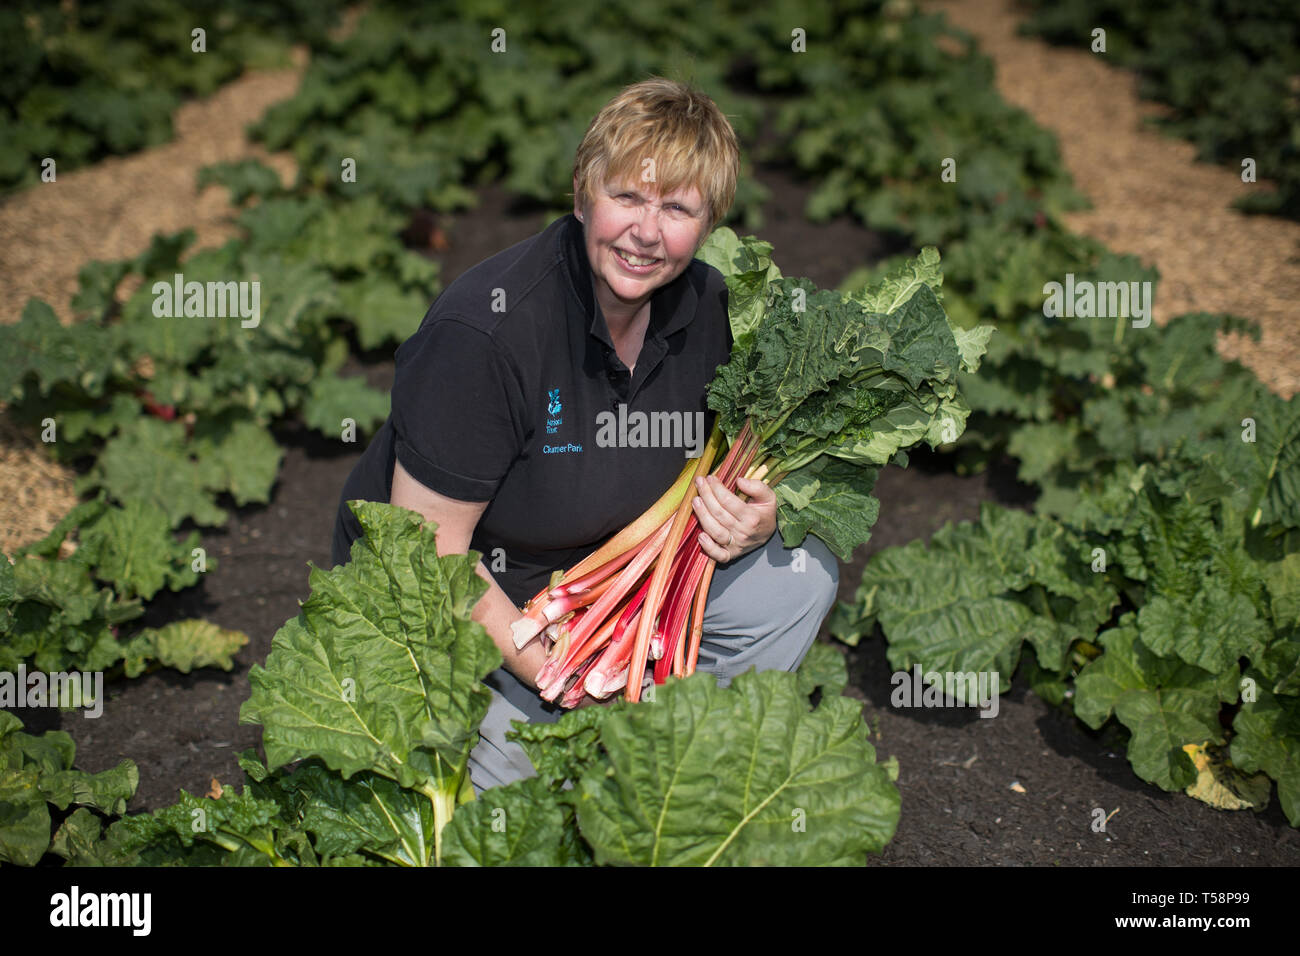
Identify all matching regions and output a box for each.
[612,246,662,273]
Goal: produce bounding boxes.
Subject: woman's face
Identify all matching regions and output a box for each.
[574,175,710,315]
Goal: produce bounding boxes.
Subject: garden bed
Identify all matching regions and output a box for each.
[14,162,1297,865]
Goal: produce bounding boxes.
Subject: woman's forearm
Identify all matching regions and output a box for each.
[469,558,549,690]
[388,460,546,688]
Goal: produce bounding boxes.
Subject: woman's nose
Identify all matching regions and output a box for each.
[632,204,662,244]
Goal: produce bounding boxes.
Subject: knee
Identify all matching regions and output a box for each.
[777,533,839,618]
[714,532,839,631]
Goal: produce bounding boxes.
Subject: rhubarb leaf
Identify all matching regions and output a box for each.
[191,415,284,508]
[775,456,880,562]
[274,760,436,866]
[847,245,943,315]
[49,808,106,864]
[0,714,140,865]
[105,786,290,866]
[795,642,849,700]
[442,777,578,867]
[240,501,501,793]
[81,417,227,529]
[74,499,206,601]
[0,299,117,400]
[696,227,782,349]
[337,274,425,350]
[508,703,622,789]
[1231,391,1300,531]
[1074,620,1236,790]
[38,760,137,815]
[575,670,899,866]
[120,619,249,678]
[301,370,391,438]
[0,769,49,866]
[1230,680,1300,826]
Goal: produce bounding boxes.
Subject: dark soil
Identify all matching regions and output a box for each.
[11,158,1300,866]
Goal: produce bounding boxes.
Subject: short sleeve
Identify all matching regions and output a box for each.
[390,317,525,501]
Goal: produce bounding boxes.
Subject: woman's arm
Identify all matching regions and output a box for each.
[390,459,550,690]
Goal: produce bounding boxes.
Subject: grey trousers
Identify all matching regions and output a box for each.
[468,531,840,793]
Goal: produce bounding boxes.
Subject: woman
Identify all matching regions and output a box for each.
[331,77,839,791]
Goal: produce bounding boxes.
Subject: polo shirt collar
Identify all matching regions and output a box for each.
[559,213,700,349]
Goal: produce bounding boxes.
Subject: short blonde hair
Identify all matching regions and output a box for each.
[572,77,740,233]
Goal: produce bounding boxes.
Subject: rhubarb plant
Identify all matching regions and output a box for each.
[2,495,247,678]
[238,501,500,866]
[830,419,1300,824]
[0,711,137,866]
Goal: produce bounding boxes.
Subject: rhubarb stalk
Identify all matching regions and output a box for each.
[623,422,725,703]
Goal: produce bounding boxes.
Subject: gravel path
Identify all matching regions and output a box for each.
[0,60,304,556]
[925,0,1300,399]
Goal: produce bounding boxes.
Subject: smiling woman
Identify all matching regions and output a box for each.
[329,76,840,792]
[571,79,738,372]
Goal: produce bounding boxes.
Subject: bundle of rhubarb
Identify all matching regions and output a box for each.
[510,232,993,705]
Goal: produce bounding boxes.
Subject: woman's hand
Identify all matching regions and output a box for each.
[691,474,777,564]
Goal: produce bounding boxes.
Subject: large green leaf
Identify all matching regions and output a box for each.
[274,760,436,866]
[795,642,850,700]
[0,768,50,866]
[106,786,289,866]
[74,499,205,600]
[81,417,227,528]
[1230,680,1300,827]
[38,760,137,815]
[0,714,139,865]
[1241,392,1300,530]
[1074,621,1237,790]
[864,506,1087,696]
[442,777,577,867]
[848,245,943,316]
[695,227,783,349]
[508,704,618,790]
[337,275,425,350]
[574,670,899,866]
[1136,585,1270,675]
[192,415,284,508]
[774,457,880,562]
[0,299,117,400]
[300,371,391,437]
[240,502,502,793]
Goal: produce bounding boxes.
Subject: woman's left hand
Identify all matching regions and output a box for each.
[692,475,778,564]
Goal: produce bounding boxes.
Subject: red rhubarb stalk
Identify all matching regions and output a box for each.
[623,422,726,702]
[546,459,696,591]
[682,559,716,676]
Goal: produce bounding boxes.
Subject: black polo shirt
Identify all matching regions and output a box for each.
[331,212,733,609]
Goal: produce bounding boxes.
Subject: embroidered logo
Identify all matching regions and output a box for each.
[546,387,565,436]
